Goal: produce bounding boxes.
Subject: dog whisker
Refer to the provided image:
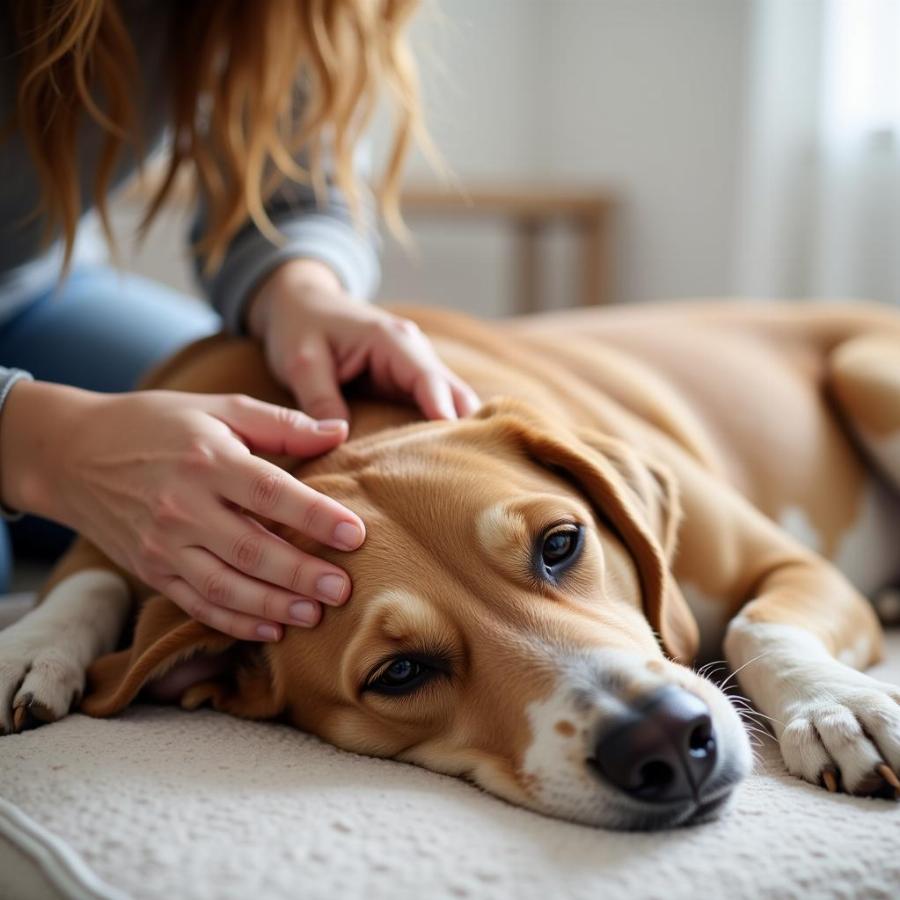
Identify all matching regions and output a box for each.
[718,652,772,691]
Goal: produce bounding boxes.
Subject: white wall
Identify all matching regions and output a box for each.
[378,0,752,314]
[541,0,750,304]
[118,1,754,317]
[374,0,547,316]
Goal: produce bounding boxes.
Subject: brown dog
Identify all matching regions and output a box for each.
[2,301,900,831]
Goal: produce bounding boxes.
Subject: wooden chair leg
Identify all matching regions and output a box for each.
[516,217,543,314]
[579,211,611,306]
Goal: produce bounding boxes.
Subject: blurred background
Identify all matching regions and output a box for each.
[114,0,900,318]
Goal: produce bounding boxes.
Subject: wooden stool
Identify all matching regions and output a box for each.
[402,184,616,313]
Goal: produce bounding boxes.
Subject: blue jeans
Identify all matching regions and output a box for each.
[0,266,220,590]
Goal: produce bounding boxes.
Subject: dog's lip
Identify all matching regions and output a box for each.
[684,791,733,824]
[607,764,741,831]
[611,788,734,831]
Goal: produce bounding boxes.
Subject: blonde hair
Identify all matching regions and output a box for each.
[11,0,425,271]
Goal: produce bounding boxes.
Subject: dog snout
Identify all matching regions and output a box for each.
[588,686,717,803]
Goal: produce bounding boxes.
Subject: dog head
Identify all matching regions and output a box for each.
[84,399,752,830]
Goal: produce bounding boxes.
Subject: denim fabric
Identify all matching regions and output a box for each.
[0,266,220,591]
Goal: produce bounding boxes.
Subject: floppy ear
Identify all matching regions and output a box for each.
[81,595,285,720]
[476,400,699,663]
[577,431,682,564]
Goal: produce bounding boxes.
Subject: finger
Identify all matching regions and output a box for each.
[215,395,348,457]
[450,377,481,417]
[284,337,350,422]
[413,371,458,420]
[216,454,365,551]
[205,506,351,606]
[160,576,286,642]
[178,547,324,630]
[375,326,461,419]
[336,341,370,384]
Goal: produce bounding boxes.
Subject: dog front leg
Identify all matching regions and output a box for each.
[0,567,131,733]
[663,444,900,797]
[724,565,900,796]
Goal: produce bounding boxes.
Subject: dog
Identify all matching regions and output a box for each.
[2,300,900,831]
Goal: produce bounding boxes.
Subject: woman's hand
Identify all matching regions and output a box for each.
[247,259,480,421]
[1,380,365,642]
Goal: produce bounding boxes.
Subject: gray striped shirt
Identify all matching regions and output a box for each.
[0,0,380,334]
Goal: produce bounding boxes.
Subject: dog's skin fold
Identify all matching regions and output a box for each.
[3,301,900,830]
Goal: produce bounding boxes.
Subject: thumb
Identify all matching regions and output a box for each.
[215,395,348,457]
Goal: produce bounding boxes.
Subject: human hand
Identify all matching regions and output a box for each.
[4,381,365,641]
[247,259,480,421]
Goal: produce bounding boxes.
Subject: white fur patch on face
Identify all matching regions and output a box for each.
[515,650,750,829]
[0,569,130,733]
[519,665,625,826]
[724,617,900,794]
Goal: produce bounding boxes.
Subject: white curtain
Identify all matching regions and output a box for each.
[735,0,900,305]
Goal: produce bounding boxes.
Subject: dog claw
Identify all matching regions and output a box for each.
[876,764,900,796]
[822,768,839,793]
[10,693,55,733]
[12,705,27,732]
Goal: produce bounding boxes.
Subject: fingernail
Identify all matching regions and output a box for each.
[289,600,319,625]
[316,574,347,603]
[333,521,363,550]
[256,624,280,641]
[314,419,347,434]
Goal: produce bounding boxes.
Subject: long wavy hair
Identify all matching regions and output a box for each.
[9,0,426,271]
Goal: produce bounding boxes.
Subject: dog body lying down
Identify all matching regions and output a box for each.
[3,301,900,831]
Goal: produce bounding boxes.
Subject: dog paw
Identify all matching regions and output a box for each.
[777,675,900,797]
[0,625,85,735]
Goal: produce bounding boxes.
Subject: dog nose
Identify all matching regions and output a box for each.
[590,686,717,803]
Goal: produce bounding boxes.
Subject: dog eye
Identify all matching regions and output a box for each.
[537,524,584,582]
[366,657,433,696]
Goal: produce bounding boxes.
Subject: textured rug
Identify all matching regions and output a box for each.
[1,627,899,900]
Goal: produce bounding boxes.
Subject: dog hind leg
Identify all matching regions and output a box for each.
[829,334,900,620]
[829,334,900,489]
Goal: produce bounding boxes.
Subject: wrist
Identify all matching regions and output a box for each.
[0,380,102,520]
[246,258,345,339]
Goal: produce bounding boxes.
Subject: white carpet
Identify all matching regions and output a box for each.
[1,628,899,900]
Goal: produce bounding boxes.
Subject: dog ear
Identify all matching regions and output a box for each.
[576,431,682,564]
[81,595,285,720]
[476,400,699,663]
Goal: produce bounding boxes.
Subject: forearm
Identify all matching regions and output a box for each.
[194,173,381,335]
[246,258,344,339]
[0,378,100,521]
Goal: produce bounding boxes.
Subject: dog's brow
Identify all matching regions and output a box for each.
[476,502,527,557]
[364,590,462,652]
